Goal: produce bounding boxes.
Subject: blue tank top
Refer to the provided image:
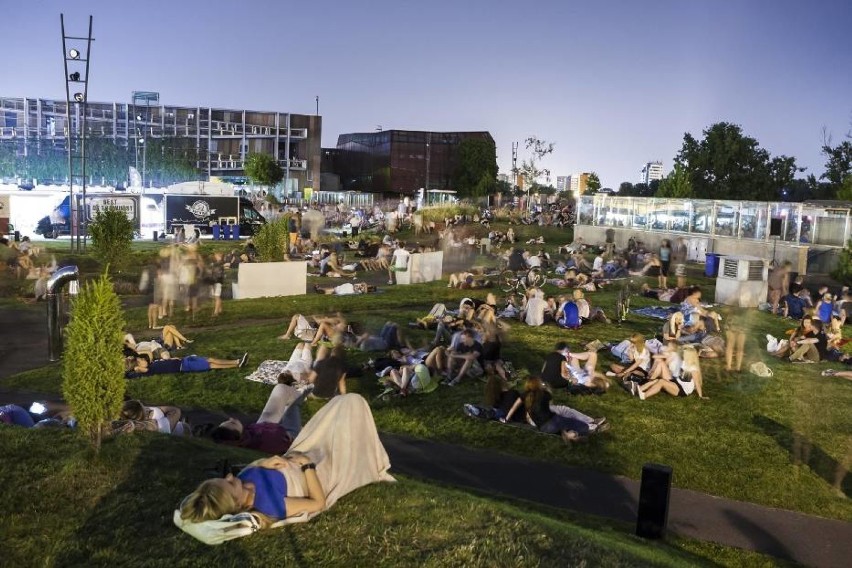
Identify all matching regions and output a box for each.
[238,467,287,519]
[818,301,833,323]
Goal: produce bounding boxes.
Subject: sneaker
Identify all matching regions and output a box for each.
[592,417,608,427]
[463,404,480,418]
[605,371,617,377]
[239,353,249,368]
[594,421,611,434]
[637,386,646,400]
[446,378,460,387]
[822,369,838,377]
[629,382,638,397]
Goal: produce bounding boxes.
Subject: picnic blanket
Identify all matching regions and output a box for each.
[243,360,301,386]
[631,306,678,320]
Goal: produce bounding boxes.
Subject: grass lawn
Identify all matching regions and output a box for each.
[3,224,851,525]
[0,426,783,567]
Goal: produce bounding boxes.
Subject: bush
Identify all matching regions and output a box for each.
[88,208,135,272]
[831,239,852,286]
[62,271,126,451]
[252,216,290,262]
[419,203,479,223]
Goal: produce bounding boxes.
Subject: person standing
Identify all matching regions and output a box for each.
[768,261,792,315]
[659,239,672,288]
[388,241,410,285]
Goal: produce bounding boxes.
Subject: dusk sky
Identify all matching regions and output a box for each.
[5,0,851,188]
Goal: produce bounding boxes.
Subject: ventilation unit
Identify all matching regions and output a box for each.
[715,255,768,307]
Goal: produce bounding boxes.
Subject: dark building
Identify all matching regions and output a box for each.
[335,130,494,195]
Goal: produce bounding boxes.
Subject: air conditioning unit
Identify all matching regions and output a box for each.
[715,255,768,307]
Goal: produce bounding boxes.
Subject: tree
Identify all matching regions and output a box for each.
[89,208,136,273]
[244,152,284,188]
[618,181,634,195]
[514,136,554,199]
[675,122,801,201]
[821,139,852,195]
[657,162,693,198]
[586,172,601,193]
[62,271,126,452]
[452,138,497,198]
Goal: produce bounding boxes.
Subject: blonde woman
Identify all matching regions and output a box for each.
[633,344,708,400]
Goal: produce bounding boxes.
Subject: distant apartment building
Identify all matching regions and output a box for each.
[568,173,590,195]
[640,161,664,185]
[335,129,494,194]
[0,96,321,192]
[556,175,569,192]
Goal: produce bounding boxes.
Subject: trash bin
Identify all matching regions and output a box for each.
[212,224,221,240]
[222,224,232,240]
[232,224,240,240]
[705,253,722,277]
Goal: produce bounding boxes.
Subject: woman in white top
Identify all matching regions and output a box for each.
[632,344,707,400]
[609,334,652,381]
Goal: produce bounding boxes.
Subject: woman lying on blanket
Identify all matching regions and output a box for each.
[503,377,609,444]
[175,394,394,545]
[125,352,248,378]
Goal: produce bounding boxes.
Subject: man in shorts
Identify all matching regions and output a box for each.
[767,261,792,315]
[444,330,484,386]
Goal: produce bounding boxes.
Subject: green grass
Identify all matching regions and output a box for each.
[0,427,783,567]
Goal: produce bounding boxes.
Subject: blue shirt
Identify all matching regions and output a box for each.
[238,467,287,519]
[0,404,35,427]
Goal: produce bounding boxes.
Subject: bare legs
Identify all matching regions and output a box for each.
[725,330,746,371]
[162,325,192,349]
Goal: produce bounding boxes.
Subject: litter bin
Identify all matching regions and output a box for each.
[232,224,240,240]
[222,224,232,240]
[705,253,722,277]
[212,224,221,240]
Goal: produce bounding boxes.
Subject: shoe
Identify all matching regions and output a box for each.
[446,378,459,387]
[463,404,480,418]
[185,339,194,344]
[822,369,838,377]
[594,421,611,434]
[637,386,646,400]
[605,371,617,377]
[239,353,249,368]
[629,382,637,397]
[592,417,607,427]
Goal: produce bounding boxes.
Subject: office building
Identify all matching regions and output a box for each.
[335,129,494,194]
[556,175,569,192]
[640,161,664,185]
[568,173,590,195]
[0,96,321,192]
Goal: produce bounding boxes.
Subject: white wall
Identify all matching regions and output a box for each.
[234,261,307,299]
[396,251,444,285]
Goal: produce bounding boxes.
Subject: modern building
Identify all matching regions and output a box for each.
[334,129,494,195]
[556,175,569,192]
[567,173,590,195]
[640,161,664,185]
[0,96,321,193]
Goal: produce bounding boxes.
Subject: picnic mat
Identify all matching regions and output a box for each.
[631,306,679,320]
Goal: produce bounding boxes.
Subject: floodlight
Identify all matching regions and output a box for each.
[68,48,80,60]
[69,71,80,81]
[73,93,85,102]
[136,115,143,121]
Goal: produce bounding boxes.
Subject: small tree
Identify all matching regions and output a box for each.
[657,163,693,198]
[253,217,290,261]
[62,272,126,451]
[89,208,136,273]
[245,153,284,188]
[586,172,601,193]
[514,136,555,207]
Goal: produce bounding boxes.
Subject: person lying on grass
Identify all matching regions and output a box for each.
[627,343,708,400]
[210,381,311,454]
[176,394,393,545]
[123,325,193,358]
[278,313,347,346]
[380,363,440,396]
[313,282,375,295]
[462,373,524,422]
[124,352,248,378]
[116,399,186,435]
[503,377,609,445]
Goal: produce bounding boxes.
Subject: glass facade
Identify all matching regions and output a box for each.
[336,130,494,194]
[575,195,851,248]
[0,96,321,189]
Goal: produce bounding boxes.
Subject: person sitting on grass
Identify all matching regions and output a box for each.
[175,394,394,545]
[630,253,662,277]
[441,329,484,386]
[630,344,708,400]
[503,377,607,445]
[210,381,311,454]
[609,333,652,384]
[787,317,827,363]
[541,341,610,394]
[355,321,407,352]
[125,352,248,378]
[306,345,347,398]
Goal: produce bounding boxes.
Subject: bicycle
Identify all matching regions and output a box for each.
[500,267,544,295]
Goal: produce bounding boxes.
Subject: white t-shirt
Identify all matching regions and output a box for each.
[593,256,604,271]
[146,406,171,434]
[334,283,357,295]
[526,255,542,268]
[524,297,547,326]
[392,248,410,270]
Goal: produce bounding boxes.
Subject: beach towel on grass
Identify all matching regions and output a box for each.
[244,360,289,385]
[632,306,678,320]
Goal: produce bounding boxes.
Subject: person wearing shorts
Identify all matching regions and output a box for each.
[659,240,671,288]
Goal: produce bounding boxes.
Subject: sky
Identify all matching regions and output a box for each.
[3,0,851,188]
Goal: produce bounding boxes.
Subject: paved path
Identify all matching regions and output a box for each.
[1,304,851,567]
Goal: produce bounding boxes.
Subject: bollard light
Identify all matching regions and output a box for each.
[68,48,80,59]
[74,93,85,102]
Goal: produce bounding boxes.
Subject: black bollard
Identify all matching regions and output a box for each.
[636,463,673,539]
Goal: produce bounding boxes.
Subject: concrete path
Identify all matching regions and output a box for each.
[1,304,851,567]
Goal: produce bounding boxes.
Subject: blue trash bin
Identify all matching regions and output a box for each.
[222,224,232,240]
[232,224,240,240]
[212,224,221,240]
[705,253,721,277]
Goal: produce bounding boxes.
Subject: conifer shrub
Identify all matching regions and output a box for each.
[61,271,126,451]
[253,216,290,262]
[88,208,136,272]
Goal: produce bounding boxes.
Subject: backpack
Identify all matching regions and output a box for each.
[558,301,581,329]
